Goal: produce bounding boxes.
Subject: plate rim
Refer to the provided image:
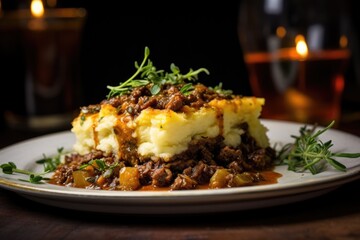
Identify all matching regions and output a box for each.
[0,119,359,213]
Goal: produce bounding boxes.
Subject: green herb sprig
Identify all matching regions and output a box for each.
[0,147,65,183]
[36,147,64,172]
[106,46,210,98]
[209,82,233,96]
[276,120,360,174]
[79,158,120,179]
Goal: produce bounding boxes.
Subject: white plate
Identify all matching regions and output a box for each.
[0,119,359,214]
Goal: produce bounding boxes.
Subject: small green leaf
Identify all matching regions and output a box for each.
[209,82,233,96]
[30,174,44,183]
[180,83,194,95]
[334,152,360,158]
[327,158,346,171]
[1,163,14,174]
[93,159,106,171]
[150,84,161,95]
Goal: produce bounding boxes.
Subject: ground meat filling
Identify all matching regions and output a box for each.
[81,83,233,117]
[50,128,276,190]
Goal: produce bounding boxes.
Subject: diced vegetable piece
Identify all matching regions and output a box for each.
[72,170,92,188]
[232,172,254,187]
[209,169,230,189]
[118,167,141,190]
[96,175,106,186]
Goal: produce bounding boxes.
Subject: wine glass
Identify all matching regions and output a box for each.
[237,0,352,126]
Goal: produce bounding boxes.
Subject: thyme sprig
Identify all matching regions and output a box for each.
[106,46,210,98]
[276,121,360,174]
[0,147,65,183]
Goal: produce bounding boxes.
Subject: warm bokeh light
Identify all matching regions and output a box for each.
[295,34,305,43]
[295,35,308,58]
[31,0,44,18]
[340,35,348,48]
[276,26,286,38]
[334,75,345,93]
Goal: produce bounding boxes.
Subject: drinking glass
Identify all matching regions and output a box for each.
[0,5,87,132]
[238,0,352,126]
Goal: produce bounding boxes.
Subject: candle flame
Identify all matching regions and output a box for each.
[295,35,308,58]
[31,0,44,18]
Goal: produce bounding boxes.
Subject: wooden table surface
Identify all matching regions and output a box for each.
[0,119,359,240]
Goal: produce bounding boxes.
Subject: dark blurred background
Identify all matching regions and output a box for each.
[0,0,359,137]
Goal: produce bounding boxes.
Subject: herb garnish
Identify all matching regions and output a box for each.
[276,120,360,174]
[209,82,233,96]
[0,147,65,183]
[106,46,210,99]
[79,159,119,179]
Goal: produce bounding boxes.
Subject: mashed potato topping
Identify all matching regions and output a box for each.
[209,97,269,149]
[135,107,219,160]
[71,96,269,162]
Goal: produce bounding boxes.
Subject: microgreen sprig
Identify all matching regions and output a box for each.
[36,147,64,172]
[209,82,233,96]
[276,120,360,174]
[1,162,50,183]
[106,46,210,98]
[79,159,119,179]
[0,147,65,183]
